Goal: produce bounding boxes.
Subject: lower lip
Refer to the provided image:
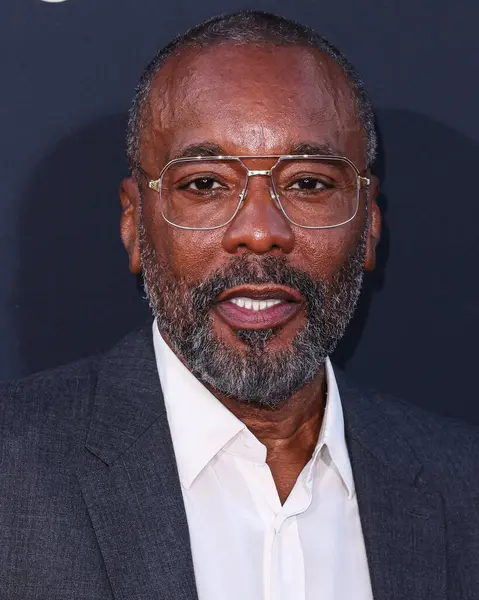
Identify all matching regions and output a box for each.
[214,300,301,330]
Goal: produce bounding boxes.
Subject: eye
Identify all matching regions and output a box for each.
[288,177,327,191]
[182,177,224,191]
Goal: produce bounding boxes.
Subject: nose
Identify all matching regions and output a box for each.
[221,174,295,255]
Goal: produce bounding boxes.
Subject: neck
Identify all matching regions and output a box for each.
[217,369,326,444]
[214,368,327,503]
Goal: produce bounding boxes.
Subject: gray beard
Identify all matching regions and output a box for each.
[140,222,366,408]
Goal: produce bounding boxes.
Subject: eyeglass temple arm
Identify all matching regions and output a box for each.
[132,165,161,191]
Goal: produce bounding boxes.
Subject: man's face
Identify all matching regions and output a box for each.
[121,43,380,406]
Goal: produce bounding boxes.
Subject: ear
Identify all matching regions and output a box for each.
[363,175,381,272]
[120,177,142,274]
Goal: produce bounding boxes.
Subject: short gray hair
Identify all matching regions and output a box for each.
[126,10,377,172]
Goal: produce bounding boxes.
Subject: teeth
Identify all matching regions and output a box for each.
[230,297,283,310]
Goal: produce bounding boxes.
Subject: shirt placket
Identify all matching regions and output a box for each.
[227,432,317,600]
[265,464,316,600]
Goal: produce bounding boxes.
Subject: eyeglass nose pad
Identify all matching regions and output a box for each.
[270,187,281,206]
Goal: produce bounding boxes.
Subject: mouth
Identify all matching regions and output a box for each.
[213,284,303,331]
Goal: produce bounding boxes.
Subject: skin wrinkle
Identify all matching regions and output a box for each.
[142,45,361,175]
[121,42,380,503]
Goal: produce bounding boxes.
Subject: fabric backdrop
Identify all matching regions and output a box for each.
[1,0,478,423]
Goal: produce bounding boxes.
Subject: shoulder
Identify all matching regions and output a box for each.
[0,356,96,401]
[0,326,155,457]
[339,371,479,489]
[0,358,99,456]
[0,325,153,420]
[378,395,479,522]
[376,391,479,457]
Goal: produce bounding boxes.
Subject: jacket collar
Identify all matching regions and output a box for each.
[337,372,423,486]
[85,325,165,465]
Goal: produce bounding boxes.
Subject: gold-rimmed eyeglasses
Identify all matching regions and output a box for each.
[136,154,370,231]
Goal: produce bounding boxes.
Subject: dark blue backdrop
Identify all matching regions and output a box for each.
[1,0,478,422]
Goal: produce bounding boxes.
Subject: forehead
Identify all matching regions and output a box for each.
[143,43,363,166]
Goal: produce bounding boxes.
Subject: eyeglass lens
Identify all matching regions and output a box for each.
[160,157,359,228]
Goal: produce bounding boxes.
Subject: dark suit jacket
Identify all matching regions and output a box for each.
[1,326,479,599]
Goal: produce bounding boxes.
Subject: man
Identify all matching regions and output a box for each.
[1,9,479,600]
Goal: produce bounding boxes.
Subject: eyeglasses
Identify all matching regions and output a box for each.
[136,155,370,230]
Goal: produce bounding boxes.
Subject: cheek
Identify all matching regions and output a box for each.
[142,196,206,277]
[157,226,225,281]
[293,220,364,280]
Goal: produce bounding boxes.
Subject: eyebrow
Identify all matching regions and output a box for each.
[171,142,226,160]
[289,142,342,157]
[169,140,343,160]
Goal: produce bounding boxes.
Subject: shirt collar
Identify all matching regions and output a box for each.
[153,320,354,497]
[153,321,245,489]
[315,358,355,498]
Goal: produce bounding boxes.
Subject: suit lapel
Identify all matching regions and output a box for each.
[77,327,198,600]
[339,376,447,600]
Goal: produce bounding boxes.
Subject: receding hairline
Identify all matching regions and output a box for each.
[151,39,356,90]
[126,11,377,172]
[144,40,360,153]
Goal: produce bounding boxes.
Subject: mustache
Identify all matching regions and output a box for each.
[189,254,325,315]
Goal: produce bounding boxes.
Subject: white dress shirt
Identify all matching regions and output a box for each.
[153,321,373,600]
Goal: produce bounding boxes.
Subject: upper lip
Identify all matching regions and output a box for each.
[216,285,302,303]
